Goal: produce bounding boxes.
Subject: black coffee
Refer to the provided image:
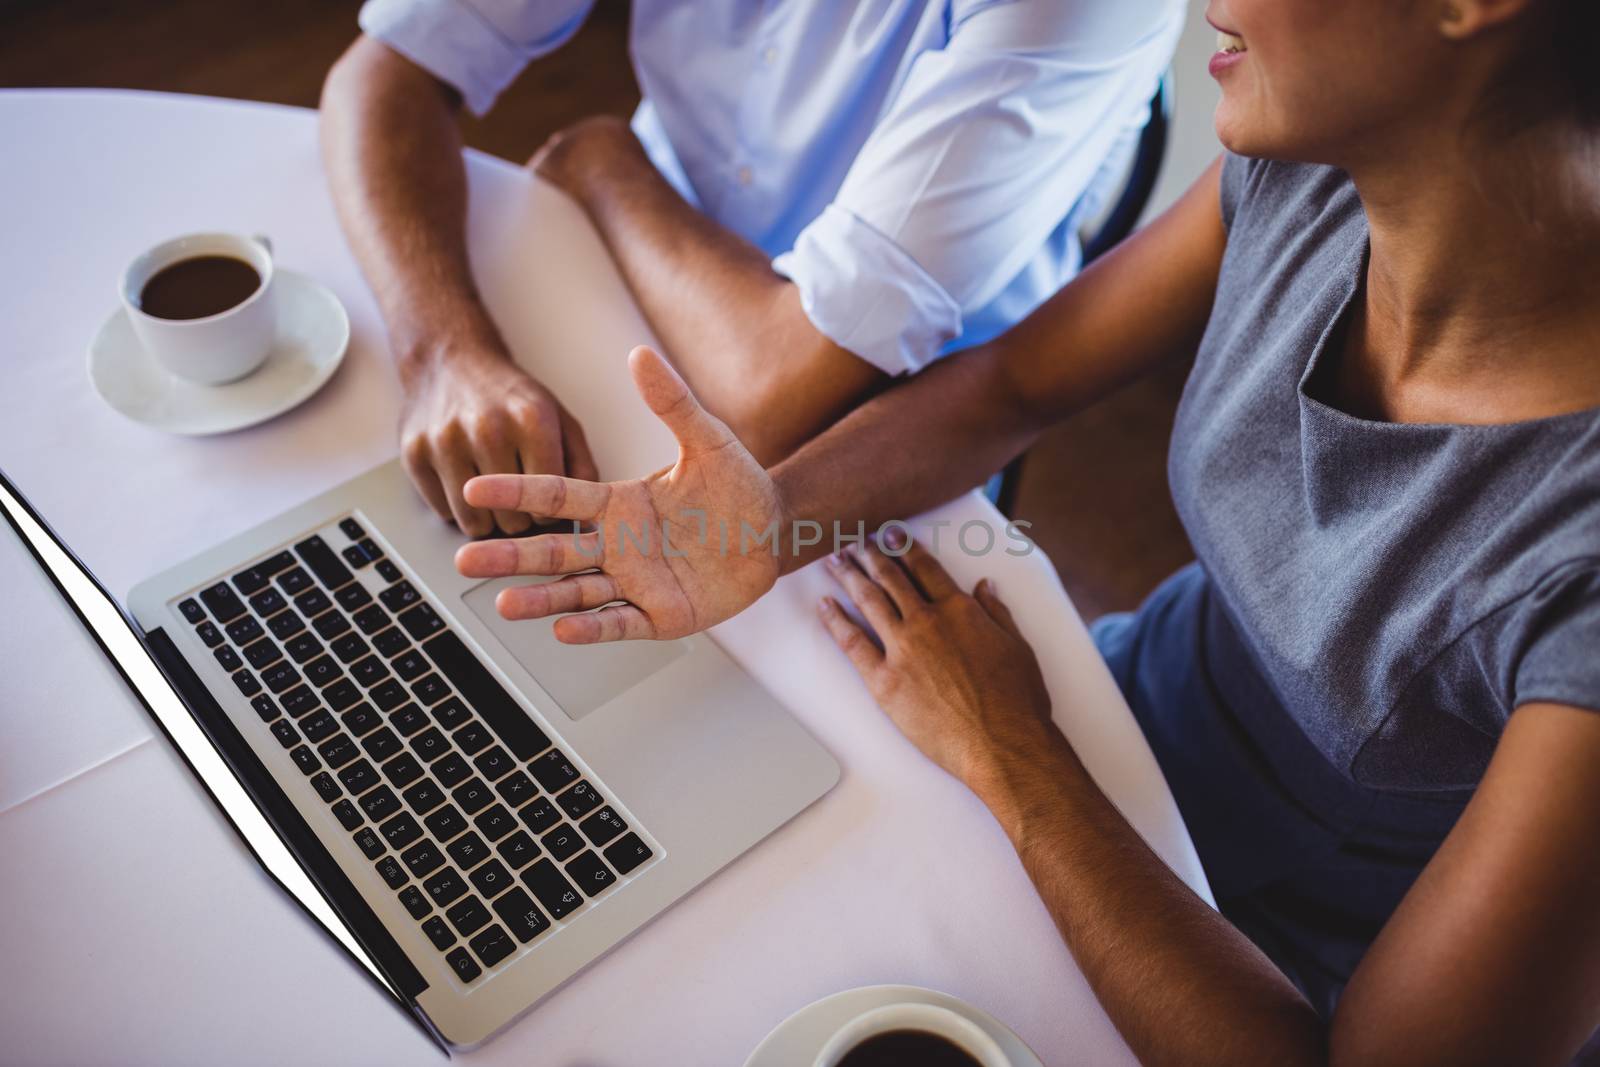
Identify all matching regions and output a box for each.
[138,255,261,320]
[836,1029,982,1067]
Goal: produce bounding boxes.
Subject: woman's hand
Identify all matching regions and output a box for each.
[819,533,1057,787]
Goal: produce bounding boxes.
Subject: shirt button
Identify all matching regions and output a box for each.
[736,166,753,187]
[761,46,778,65]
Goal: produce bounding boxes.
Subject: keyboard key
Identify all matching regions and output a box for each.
[522,859,582,919]
[290,745,320,775]
[195,621,223,648]
[410,673,449,706]
[399,603,445,640]
[379,811,423,851]
[431,697,470,731]
[351,654,390,688]
[331,799,361,830]
[453,722,492,756]
[353,603,388,635]
[391,704,430,738]
[372,627,409,658]
[579,806,627,847]
[340,702,383,737]
[497,830,540,869]
[421,916,455,951]
[433,752,471,787]
[529,751,579,793]
[383,753,425,789]
[284,632,323,664]
[542,824,582,862]
[313,610,352,641]
[452,778,494,815]
[225,615,264,646]
[402,778,446,815]
[424,805,469,842]
[424,868,468,907]
[270,720,298,749]
[277,566,313,595]
[422,631,550,759]
[359,537,382,561]
[446,896,491,937]
[230,566,270,597]
[335,583,373,612]
[469,859,514,899]
[380,581,421,613]
[495,771,537,808]
[279,684,317,718]
[446,831,491,871]
[604,832,653,875]
[361,727,402,763]
[200,582,246,624]
[398,884,430,920]
[329,632,368,664]
[392,650,429,681]
[518,797,560,835]
[474,803,517,842]
[473,746,515,782]
[469,923,517,968]
[214,645,243,672]
[316,732,360,770]
[353,826,384,859]
[566,851,616,897]
[557,780,602,820]
[369,679,407,712]
[337,759,379,796]
[403,728,444,764]
[323,678,361,711]
[266,610,305,640]
[303,655,340,688]
[178,597,205,623]
[402,840,446,878]
[294,588,332,619]
[294,535,353,591]
[376,558,402,583]
[233,670,261,696]
[310,770,340,801]
[341,544,369,569]
[249,588,287,617]
[444,947,481,983]
[339,518,366,541]
[260,659,300,694]
[300,710,339,744]
[358,785,402,823]
[491,887,550,944]
[250,695,279,723]
[375,855,407,890]
[242,637,281,671]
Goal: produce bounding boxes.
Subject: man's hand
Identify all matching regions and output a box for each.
[399,343,598,537]
[819,533,1057,787]
[453,346,784,643]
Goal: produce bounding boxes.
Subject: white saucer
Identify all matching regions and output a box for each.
[744,985,1044,1067]
[88,268,350,436]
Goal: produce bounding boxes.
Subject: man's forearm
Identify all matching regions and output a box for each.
[320,37,507,379]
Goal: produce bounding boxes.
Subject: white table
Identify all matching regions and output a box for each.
[0,90,1210,1066]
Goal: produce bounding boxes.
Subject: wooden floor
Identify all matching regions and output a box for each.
[3,0,1192,620]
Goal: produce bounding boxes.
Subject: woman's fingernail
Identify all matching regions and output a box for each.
[884,526,906,549]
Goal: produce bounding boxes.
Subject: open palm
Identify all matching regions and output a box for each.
[454,346,784,643]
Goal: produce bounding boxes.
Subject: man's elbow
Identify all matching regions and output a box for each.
[320,35,456,117]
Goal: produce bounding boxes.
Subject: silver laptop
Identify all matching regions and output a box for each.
[2,459,838,1050]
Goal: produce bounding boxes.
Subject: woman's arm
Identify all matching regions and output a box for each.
[820,537,1600,1067]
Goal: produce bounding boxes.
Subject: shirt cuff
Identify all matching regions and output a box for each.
[359,0,526,116]
[772,204,963,376]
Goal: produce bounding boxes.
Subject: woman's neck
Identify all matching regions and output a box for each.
[1337,123,1600,424]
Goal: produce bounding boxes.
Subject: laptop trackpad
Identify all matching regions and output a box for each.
[461,577,686,722]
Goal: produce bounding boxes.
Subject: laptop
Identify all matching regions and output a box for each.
[0,459,839,1050]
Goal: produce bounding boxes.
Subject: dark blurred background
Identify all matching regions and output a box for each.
[1,0,1194,620]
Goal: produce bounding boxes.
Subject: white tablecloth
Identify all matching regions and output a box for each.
[0,90,1210,1066]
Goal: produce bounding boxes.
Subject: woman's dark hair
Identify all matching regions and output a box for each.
[1553,0,1600,125]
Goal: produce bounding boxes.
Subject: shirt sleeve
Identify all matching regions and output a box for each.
[358,0,596,116]
[1511,563,1600,714]
[772,0,1183,375]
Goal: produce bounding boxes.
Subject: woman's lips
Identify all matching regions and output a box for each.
[1209,30,1247,77]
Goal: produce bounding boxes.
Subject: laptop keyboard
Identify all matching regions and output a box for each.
[175,515,655,987]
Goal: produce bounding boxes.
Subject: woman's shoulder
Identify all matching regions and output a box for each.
[1220,152,1360,234]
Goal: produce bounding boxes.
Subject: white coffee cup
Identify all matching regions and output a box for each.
[814,1003,1011,1067]
[121,232,277,385]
